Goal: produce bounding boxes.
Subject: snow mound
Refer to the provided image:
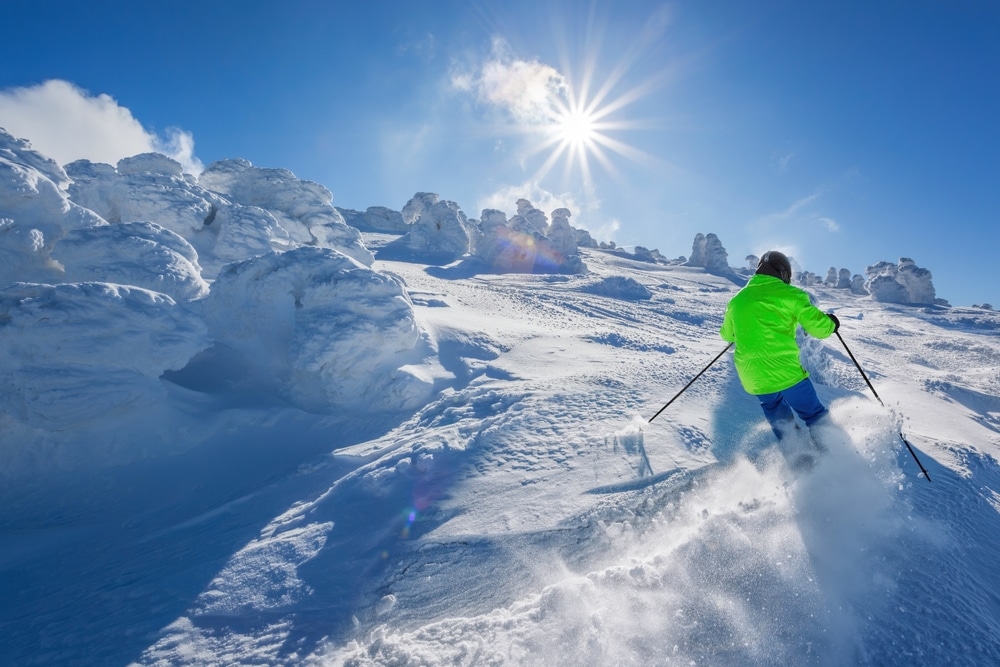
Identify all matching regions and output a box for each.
[404,199,475,260]
[544,207,585,273]
[0,129,107,284]
[52,221,209,301]
[198,158,372,267]
[401,192,439,225]
[117,152,185,177]
[580,276,652,300]
[685,232,731,274]
[516,197,548,233]
[65,156,281,278]
[198,246,430,412]
[865,258,940,305]
[474,204,585,274]
[337,205,408,233]
[0,282,209,431]
[379,195,586,274]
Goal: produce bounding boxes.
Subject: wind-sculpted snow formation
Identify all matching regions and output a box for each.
[197,158,373,268]
[0,132,107,284]
[0,129,418,468]
[65,154,277,279]
[865,257,941,305]
[472,202,585,274]
[685,232,732,275]
[379,193,587,274]
[336,205,408,234]
[195,246,430,413]
[0,128,601,472]
[0,281,208,432]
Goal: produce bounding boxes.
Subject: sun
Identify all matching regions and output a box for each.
[521,58,659,197]
[555,107,598,148]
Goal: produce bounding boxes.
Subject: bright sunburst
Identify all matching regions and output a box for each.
[469,12,671,197]
[525,56,661,196]
[555,107,598,147]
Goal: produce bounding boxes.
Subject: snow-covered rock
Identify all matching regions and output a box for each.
[0,282,209,430]
[198,246,430,413]
[197,158,373,267]
[865,258,939,305]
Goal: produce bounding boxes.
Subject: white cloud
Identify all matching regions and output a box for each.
[591,217,621,243]
[0,79,203,174]
[451,37,565,124]
[778,193,820,219]
[816,216,841,232]
[774,151,795,171]
[755,191,824,230]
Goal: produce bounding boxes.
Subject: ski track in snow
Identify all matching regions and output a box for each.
[3,246,1000,666]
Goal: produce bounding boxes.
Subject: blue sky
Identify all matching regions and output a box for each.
[1,0,997,306]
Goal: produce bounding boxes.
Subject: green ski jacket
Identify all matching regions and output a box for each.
[720,274,836,395]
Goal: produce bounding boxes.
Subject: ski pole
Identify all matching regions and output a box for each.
[648,343,733,424]
[835,331,931,482]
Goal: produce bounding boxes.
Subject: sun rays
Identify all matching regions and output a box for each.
[519,32,665,197]
[454,8,673,202]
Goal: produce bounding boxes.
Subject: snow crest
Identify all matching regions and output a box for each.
[199,246,429,413]
[0,130,107,284]
[0,131,429,474]
[865,258,940,305]
[65,155,282,278]
[0,282,209,431]
[198,158,372,267]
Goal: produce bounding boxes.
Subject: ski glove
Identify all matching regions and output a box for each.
[827,313,840,333]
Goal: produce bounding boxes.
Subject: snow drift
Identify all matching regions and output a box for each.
[194,246,429,413]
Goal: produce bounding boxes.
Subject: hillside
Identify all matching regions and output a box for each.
[2,131,1000,665]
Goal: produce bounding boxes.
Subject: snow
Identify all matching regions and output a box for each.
[2,128,1000,666]
[865,257,941,305]
[191,246,430,413]
[336,206,408,234]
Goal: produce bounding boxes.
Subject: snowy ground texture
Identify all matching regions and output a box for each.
[3,136,1000,666]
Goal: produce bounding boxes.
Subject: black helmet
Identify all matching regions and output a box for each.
[757,250,792,284]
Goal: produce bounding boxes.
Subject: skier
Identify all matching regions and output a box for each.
[720,250,840,442]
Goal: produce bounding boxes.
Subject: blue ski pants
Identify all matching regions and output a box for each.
[756,377,828,440]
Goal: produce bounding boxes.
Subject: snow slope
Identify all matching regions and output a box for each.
[2,132,1000,666]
